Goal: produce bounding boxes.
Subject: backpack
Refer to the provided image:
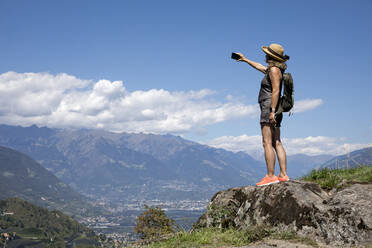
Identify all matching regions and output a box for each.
[276,72,294,115]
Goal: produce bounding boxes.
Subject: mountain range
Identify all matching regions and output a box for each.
[1,124,369,206]
[0,125,265,203]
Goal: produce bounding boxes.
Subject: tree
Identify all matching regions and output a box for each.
[134,205,175,239]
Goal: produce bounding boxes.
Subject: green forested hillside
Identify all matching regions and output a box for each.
[0,198,100,247]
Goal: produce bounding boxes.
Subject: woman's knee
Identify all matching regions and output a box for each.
[262,137,272,148]
[274,140,282,148]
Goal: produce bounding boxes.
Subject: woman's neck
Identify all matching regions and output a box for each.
[266,60,287,71]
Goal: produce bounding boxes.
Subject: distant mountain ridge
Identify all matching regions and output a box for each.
[287,154,334,178]
[0,124,354,205]
[0,125,265,203]
[0,146,97,216]
[320,146,372,169]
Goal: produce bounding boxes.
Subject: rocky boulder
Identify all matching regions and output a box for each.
[193,181,372,246]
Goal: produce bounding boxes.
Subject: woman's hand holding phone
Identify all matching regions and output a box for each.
[231,52,246,62]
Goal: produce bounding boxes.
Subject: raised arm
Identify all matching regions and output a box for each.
[235,53,267,73]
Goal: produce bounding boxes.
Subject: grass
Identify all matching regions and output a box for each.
[301,165,372,190]
[271,230,319,247]
[139,227,270,248]
[131,226,320,248]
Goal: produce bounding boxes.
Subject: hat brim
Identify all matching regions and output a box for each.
[262,46,286,62]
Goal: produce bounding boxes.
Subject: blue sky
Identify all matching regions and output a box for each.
[0,0,371,158]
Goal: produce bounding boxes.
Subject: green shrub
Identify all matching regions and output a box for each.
[134,205,175,239]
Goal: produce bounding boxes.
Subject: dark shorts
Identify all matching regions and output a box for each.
[259,98,283,127]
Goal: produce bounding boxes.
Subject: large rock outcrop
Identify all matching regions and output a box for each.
[194,181,372,246]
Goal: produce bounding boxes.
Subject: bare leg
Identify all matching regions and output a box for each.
[271,126,287,177]
[261,124,276,177]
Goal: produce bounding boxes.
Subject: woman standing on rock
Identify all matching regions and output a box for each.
[234,43,290,186]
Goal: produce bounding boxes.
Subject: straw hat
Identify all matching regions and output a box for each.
[262,43,290,62]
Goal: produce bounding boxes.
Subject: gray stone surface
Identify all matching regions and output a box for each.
[194,181,372,246]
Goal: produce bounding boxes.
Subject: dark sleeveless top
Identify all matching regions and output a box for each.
[258,66,284,103]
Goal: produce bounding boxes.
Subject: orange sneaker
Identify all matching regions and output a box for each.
[278,175,290,182]
[256,175,279,186]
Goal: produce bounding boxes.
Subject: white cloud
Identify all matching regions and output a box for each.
[282,136,372,156]
[0,71,325,134]
[0,72,89,117]
[205,134,372,158]
[0,71,260,133]
[292,99,323,113]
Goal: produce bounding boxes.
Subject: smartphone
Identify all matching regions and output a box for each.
[231,52,241,60]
